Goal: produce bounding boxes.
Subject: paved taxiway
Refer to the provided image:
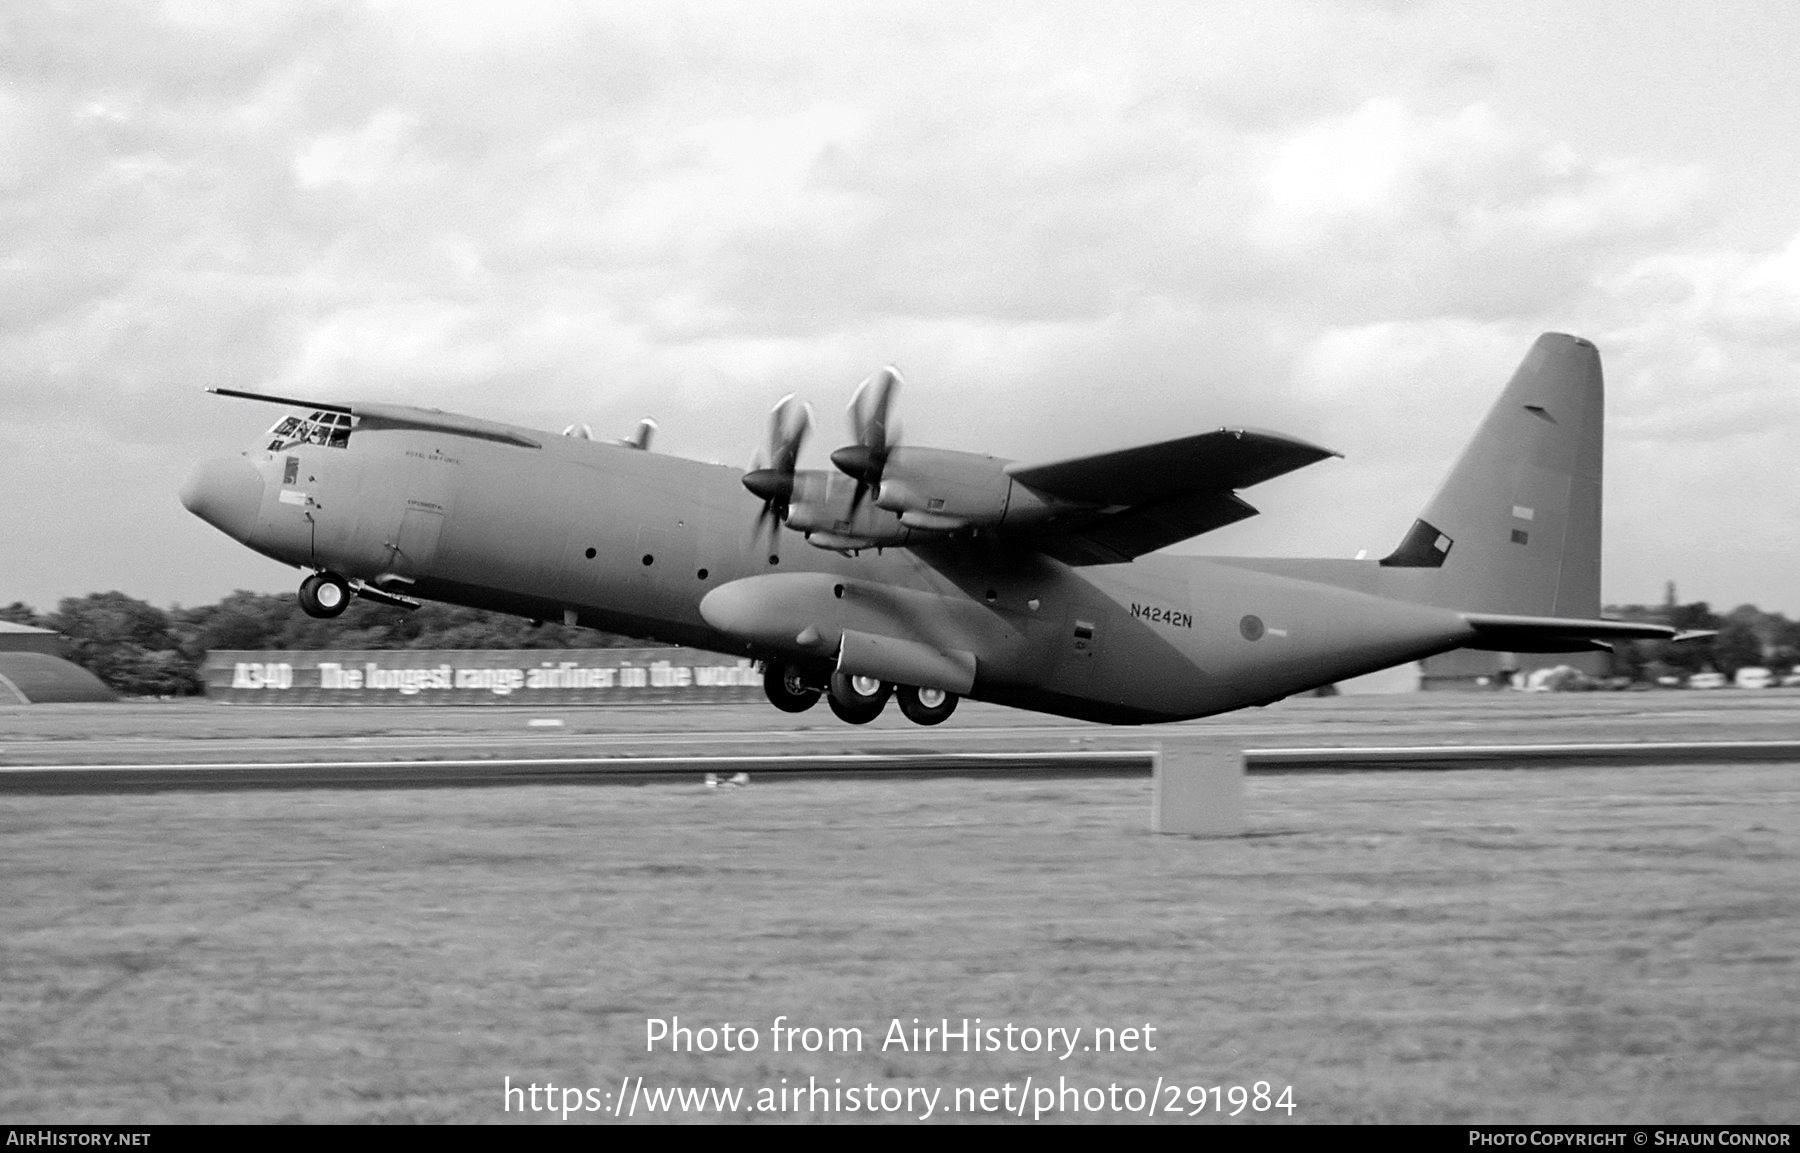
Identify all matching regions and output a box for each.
[8,742,1800,794]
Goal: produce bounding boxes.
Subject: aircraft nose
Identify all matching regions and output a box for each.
[180,454,265,540]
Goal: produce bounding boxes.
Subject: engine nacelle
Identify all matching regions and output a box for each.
[874,447,1096,531]
[784,470,917,548]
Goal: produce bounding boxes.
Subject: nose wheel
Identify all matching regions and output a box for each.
[298,571,352,618]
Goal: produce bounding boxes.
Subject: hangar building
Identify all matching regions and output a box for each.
[0,622,117,703]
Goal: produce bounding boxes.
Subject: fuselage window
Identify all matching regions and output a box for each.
[266,416,304,452]
[265,411,352,452]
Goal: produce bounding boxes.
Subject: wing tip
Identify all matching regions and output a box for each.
[206,387,353,414]
[1220,426,1342,461]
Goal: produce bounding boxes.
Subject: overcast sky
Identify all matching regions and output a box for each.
[3,0,1796,615]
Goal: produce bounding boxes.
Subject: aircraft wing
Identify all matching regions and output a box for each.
[1006,427,1339,506]
[1008,428,1338,564]
[351,401,543,449]
[1029,489,1259,565]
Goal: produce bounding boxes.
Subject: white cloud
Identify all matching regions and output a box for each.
[1255,99,1710,320]
[0,2,1795,614]
[293,108,423,192]
[589,102,875,263]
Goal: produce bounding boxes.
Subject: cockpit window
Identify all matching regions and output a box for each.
[267,411,351,451]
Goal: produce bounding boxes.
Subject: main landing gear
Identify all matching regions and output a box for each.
[762,661,822,713]
[760,661,960,726]
[827,670,890,725]
[298,571,352,618]
[895,683,958,726]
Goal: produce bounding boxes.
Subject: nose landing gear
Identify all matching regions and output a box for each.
[298,571,352,618]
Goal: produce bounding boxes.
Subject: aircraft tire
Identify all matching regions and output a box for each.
[827,670,890,725]
[298,572,352,619]
[826,692,885,725]
[763,662,821,713]
[896,684,958,726]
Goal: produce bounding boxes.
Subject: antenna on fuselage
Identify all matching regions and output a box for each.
[620,418,657,451]
[562,417,655,449]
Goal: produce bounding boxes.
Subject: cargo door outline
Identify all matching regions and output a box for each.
[386,503,446,577]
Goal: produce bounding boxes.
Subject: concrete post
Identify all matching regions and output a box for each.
[1152,745,1244,835]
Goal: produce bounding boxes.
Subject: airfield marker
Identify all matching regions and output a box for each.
[1151,745,1244,836]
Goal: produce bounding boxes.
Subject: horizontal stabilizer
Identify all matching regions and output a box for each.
[1460,611,1678,654]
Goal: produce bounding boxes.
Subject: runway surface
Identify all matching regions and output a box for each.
[3,691,1796,791]
[6,688,1800,758]
[5,741,1800,794]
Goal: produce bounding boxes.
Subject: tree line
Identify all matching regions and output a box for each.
[1,591,648,697]
[3,591,1796,698]
[1603,601,1800,684]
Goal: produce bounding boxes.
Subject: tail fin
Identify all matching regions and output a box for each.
[1379,333,1602,617]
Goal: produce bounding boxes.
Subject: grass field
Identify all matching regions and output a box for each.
[2,696,1797,1124]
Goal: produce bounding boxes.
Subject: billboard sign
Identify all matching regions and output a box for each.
[204,649,763,705]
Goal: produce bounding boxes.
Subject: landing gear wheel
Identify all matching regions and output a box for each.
[298,571,352,619]
[763,661,821,713]
[827,670,890,725]
[896,684,959,726]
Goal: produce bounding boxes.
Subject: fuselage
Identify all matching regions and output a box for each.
[183,414,1482,723]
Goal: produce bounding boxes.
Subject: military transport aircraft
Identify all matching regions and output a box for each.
[180,333,1682,725]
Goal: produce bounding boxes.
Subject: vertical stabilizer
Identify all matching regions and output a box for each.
[1379,333,1602,617]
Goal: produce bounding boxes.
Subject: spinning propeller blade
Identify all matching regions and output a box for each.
[830,366,901,511]
[741,394,812,551]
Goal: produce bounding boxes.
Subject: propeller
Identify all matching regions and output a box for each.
[741,394,813,549]
[829,366,900,512]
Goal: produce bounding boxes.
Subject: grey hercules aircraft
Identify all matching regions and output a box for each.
[181,332,1684,725]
